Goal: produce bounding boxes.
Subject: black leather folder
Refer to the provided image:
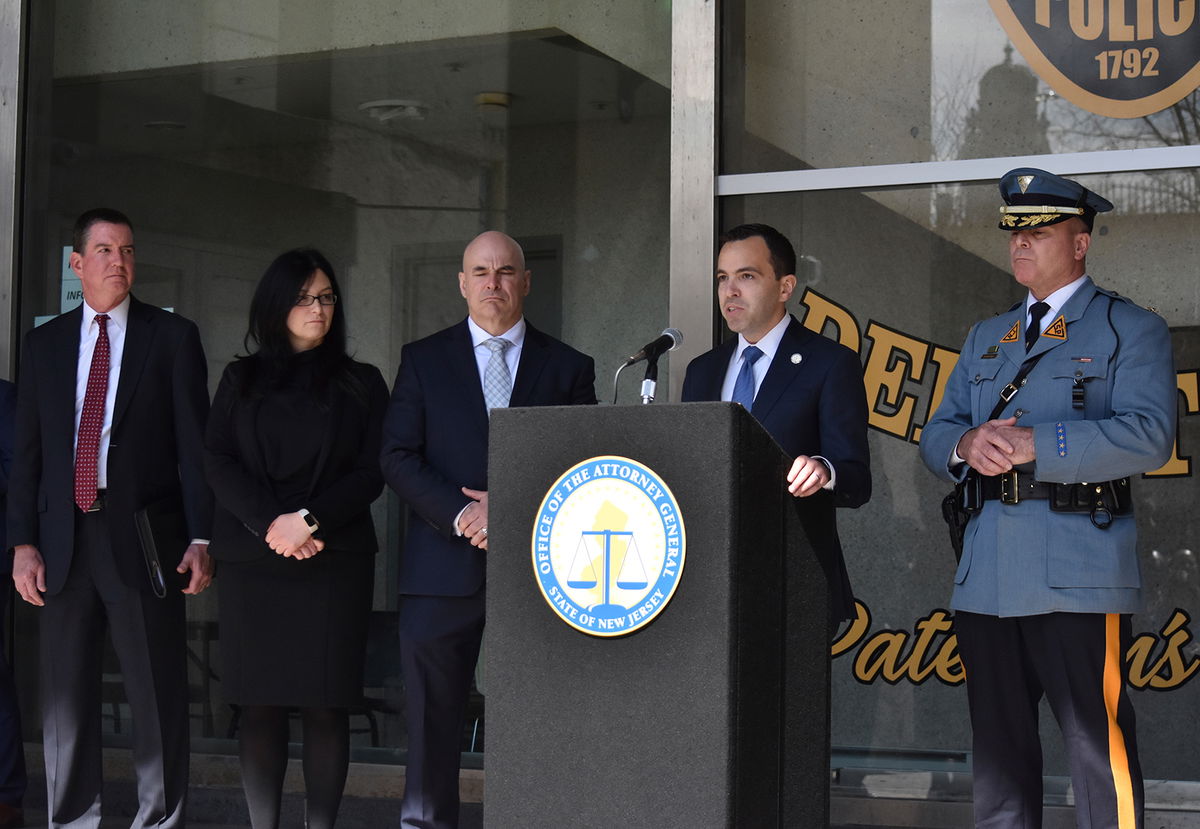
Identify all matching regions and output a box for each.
[134,492,188,598]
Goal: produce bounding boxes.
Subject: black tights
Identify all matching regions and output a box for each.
[238,705,350,829]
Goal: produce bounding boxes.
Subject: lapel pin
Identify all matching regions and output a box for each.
[790,353,802,364]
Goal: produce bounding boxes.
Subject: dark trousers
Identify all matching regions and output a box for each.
[40,509,189,829]
[397,591,485,829]
[955,611,1143,829]
[0,586,27,807]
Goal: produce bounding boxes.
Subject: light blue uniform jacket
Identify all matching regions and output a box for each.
[920,277,1176,617]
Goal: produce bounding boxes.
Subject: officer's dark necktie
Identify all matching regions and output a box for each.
[75,313,110,512]
[731,345,763,409]
[1025,301,1050,352]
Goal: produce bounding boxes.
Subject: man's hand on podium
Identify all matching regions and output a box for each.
[786,455,830,498]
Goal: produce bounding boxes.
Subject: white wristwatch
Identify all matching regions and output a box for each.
[298,508,320,534]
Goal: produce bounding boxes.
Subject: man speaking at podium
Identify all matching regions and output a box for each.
[682,223,871,628]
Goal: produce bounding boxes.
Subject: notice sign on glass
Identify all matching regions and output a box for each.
[35,246,82,327]
[990,0,1200,118]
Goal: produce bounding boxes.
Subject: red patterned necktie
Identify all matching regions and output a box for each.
[74,313,110,512]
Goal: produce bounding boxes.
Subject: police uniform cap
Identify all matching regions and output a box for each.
[997,167,1113,232]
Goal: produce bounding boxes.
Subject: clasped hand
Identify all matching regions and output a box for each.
[956,416,1036,476]
[266,512,324,559]
[458,487,489,550]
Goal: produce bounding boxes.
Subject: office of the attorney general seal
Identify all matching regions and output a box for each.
[531,455,686,637]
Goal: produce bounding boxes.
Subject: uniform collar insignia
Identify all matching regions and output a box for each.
[1041,315,1068,341]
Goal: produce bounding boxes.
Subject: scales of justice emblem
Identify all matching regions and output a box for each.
[532,456,686,637]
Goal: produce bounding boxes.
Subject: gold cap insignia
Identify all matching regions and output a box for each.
[1018,175,1035,193]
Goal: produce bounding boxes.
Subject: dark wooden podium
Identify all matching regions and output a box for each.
[485,402,832,828]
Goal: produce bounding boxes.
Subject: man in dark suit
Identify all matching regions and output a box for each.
[8,208,214,827]
[381,231,596,828]
[681,223,870,626]
[0,379,27,829]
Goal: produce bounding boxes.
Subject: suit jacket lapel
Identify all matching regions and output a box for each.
[113,297,152,432]
[52,308,84,444]
[698,338,736,402]
[752,316,812,421]
[998,305,1027,369]
[449,320,490,428]
[510,322,549,408]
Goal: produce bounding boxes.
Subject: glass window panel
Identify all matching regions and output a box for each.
[722,0,1200,174]
[18,0,670,764]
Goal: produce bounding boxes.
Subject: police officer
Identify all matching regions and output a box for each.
[920,168,1176,828]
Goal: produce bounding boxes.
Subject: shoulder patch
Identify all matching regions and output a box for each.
[1000,320,1020,343]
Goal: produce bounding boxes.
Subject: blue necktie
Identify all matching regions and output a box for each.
[731,346,763,410]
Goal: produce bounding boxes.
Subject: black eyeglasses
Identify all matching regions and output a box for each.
[295,293,338,307]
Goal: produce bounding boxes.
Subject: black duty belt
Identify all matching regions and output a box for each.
[962,472,1131,528]
[977,472,1053,504]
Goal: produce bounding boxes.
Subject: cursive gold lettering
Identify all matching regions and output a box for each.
[850,608,963,685]
[1126,609,1200,689]
[832,600,871,658]
[836,602,1195,691]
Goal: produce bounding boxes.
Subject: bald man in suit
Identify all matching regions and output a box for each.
[382,231,596,828]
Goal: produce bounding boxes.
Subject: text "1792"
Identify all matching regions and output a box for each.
[1095,47,1160,79]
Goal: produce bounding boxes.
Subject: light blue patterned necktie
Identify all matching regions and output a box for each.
[483,337,514,416]
[731,345,763,410]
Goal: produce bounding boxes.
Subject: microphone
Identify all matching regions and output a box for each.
[624,328,683,366]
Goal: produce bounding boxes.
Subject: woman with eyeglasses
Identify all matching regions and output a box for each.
[205,248,387,829]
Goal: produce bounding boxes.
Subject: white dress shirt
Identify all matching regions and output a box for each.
[75,296,131,489]
[454,316,527,534]
[467,316,525,386]
[1026,274,1087,336]
[719,313,836,490]
[719,313,790,403]
[74,297,207,546]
